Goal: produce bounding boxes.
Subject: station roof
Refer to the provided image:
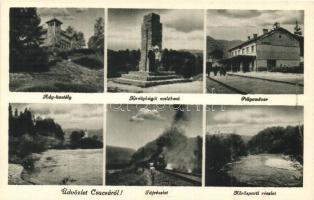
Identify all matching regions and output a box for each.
[228,27,300,52]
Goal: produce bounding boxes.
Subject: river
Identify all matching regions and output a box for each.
[20,149,103,185]
[206,154,303,187]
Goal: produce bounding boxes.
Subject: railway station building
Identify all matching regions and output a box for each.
[223,25,303,72]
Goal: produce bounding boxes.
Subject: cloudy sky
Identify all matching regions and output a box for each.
[11,103,103,130]
[108,9,204,51]
[107,104,202,150]
[38,8,104,46]
[207,10,304,41]
[206,106,303,136]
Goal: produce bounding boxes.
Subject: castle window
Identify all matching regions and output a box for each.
[251,45,255,52]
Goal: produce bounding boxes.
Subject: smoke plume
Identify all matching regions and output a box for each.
[158,105,201,173]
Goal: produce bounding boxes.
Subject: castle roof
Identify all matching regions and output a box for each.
[46,18,63,25]
[61,30,78,39]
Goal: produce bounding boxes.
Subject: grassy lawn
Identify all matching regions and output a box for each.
[212,75,303,94]
[10,60,104,92]
[72,53,104,70]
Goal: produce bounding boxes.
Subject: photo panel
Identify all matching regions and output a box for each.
[205,105,303,187]
[107,9,204,93]
[106,104,203,186]
[206,10,304,94]
[8,103,104,185]
[9,8,105,93]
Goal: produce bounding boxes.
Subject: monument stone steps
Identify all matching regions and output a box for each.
[113,77,191,87]
[127,71,176,76]
[121,73,181,81]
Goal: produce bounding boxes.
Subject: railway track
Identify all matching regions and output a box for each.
[206,76,247,94]
[207,74,303,94]
[159,169,201,185]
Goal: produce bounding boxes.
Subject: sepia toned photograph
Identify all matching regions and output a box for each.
[106,104,202,186]
[206,10,304,94]
[9,8,104,92]
[205,105,303,187]
[107,9,203,93]
[8,104,103,185]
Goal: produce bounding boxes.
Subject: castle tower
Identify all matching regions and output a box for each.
[139,13,162,72]
[46,18,63,48]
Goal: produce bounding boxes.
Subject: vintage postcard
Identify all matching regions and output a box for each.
[0,0,313,200]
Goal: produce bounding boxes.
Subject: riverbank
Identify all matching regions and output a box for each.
[8,164,32,185]
[206,153,303,187]
[225,154,303,187]
[9,148,103,185]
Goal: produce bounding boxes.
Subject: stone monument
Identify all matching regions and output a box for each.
[114,13,190,87]
[139,13,162,72]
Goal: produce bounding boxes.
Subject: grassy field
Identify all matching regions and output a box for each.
[72,53,104,70]
[10,60,104,92]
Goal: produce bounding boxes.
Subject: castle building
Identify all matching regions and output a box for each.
[225,26,302,72]
[42,18,78,50]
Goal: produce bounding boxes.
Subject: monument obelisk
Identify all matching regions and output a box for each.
[139,13,162,72]
[114,12,189,88]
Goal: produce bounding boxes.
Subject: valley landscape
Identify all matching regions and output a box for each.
[106,105,202,186]
[205,106,303,187]
[9,8,104,93]
[8,104,103,185]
